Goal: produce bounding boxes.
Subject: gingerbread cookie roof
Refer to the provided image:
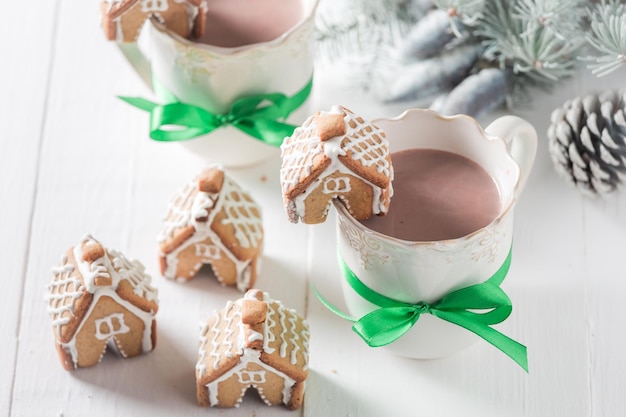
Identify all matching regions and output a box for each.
[280,105,392,200]
[46,235,158,343]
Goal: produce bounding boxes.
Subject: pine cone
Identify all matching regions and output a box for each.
[547,90,626,196]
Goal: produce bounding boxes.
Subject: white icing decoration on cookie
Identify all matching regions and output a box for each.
[110,249,158,302]
[287,312,300,365]
[218,178,263,250]
[263,300,277,354]
[237,368,266,384]
[208,303,225,370]
[94,313,130,340]
[140,0,168,13]
[74,237,113,293]
[47,258,83,336]
[196,321,210,378]
[247,329,263,343]
[191,191,215,221]
[323,176,352,194]
[277,306,289,358]
[195,243,221,259]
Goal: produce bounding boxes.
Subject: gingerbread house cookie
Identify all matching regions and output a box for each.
[46,235,159,370]
[196,289,310,409]
[280,105,394,224]
[158,166,263,291]
[101,0,207,43]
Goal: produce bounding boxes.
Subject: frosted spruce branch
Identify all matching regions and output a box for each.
[582,0,626,76]
[513,0,587,40]
[476,0,581,82]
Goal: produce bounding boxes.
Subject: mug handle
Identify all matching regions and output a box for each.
[485,116,538,195]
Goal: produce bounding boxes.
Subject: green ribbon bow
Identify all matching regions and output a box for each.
[316,249,528,372]
[119,77,313,146]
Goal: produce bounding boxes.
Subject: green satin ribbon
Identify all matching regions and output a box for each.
[316,249,528,372]
[118,77,313,146]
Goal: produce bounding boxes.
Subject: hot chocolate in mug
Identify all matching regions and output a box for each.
[333,109,537,360]
[111,0,318,167]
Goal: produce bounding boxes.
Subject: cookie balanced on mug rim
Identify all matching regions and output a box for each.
[46,235,159,370]
[158,165,263,291]
[280,105,393,224]
[100,0,207,43]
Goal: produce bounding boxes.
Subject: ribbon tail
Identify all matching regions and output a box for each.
[313,286,420,347]
[312,286,357,322]
[118,96,159,112]
[435,310,528,372]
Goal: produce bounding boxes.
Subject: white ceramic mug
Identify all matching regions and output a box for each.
[117,0,318,167]
[334,109,537,359]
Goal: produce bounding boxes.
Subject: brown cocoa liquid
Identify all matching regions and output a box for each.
[360,149,501,241]
[197,0,304,47]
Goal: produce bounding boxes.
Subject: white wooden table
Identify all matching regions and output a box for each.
[3,2,626,416]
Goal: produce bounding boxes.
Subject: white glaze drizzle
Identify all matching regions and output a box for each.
[196,321,210,378]
[263,302,277,354]
[277,306,289,358]
[219,177,264,250]
[247,329,263,343]
[110,249,158,303]
[74,237,113,293]
[94,313,130,340]
[300,325,310,372]
[47,257,83,336]
[287,311,300,365]
[223,309,237,358]
[207,305,224,371]
[139,0,168,13]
